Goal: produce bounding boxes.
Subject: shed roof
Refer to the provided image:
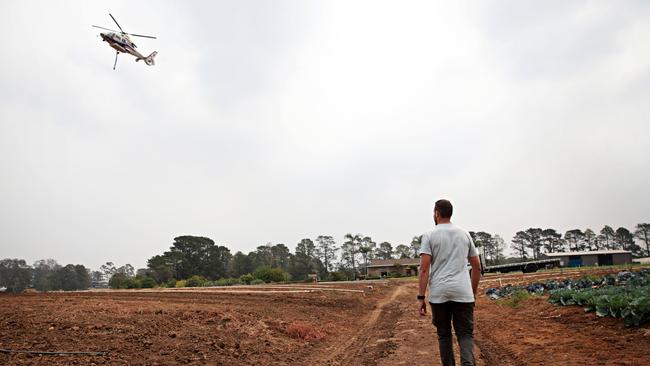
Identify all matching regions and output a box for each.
[366,258,420,268]
[545,250,631,257]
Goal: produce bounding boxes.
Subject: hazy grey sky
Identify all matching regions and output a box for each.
[1,1,649,270]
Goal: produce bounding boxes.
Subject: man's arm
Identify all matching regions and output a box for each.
[418,254,431,316]
[468,255,481,299]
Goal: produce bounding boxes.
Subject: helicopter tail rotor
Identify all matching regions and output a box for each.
[136,51,157,66]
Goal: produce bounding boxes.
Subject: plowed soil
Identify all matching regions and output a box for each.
[1,268,649,365]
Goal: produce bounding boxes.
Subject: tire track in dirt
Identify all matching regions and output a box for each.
[310,285,405,365]
[311,282,488,366]
[377,282,487,366]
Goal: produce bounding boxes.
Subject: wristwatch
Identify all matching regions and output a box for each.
[417,295,426,300]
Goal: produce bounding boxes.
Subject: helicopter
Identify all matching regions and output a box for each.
[93,14,157,70]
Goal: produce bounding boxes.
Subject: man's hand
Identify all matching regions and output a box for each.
[418,254,431,318]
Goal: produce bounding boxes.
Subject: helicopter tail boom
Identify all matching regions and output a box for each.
[136,51,157,66]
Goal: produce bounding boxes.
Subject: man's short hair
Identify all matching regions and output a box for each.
[434,199,453,218]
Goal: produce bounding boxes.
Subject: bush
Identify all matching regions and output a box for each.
[214,278,240,286]
[250,279,264,285]
[109,273,130,289]
[175,280,187,288]
[185,275,207,287]
[164,278,177,288]
[286,322,325,341]
[239,273,255,285]
[328,271,348,282]
[253,266,291,283]
[139,277,157,288]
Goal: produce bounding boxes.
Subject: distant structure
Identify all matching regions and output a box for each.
[544,250,632,267]
[366,258,420,278]
[91,279,109,289]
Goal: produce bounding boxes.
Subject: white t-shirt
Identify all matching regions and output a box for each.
[419,223,478,304]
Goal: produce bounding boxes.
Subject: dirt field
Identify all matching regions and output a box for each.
[1,268,649,365]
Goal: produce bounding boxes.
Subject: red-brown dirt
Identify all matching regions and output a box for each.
[1,268,649,365]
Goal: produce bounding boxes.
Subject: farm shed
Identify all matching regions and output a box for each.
[544,250,632,267]
[366,258,420,277]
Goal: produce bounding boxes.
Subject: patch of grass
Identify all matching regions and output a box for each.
[497,289,531,308]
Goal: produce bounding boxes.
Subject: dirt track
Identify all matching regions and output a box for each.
[1,270,649,365]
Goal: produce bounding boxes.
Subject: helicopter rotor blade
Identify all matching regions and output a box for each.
[127,33,157,39]
[109,13,124,33]
[92,25,120,33]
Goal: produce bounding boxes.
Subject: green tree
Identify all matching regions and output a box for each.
[541,229,564,253]
[634,223,650,256]
[472,232,493,262]
[584,229,597,250]
[289,239,320,280]
[109,272,130,289]
[394,244,411,259]
[525,228,544,259]
[32,259,61,291]
[0,259,33,293]
[564,229,586,252]
[491,235,507,264]
[410,235,422,258]
[599,226,616,250]
[51,264,91,291]
[270,244,292,271]
[167,236,216,279]
[341,234,363,279]
[99,262,116,281]
[146,255,174,284]
[315,235,338,273]
[615,227,642,255]
[358,236,376,277]
[204,245,232,279]
[511,231,530,260]
[230,251,254,277]
[376,242,393,260]
[116,264,135,277]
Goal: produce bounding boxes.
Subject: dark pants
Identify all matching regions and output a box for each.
[430,301,475,366]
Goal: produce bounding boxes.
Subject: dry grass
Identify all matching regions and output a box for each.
[286,322,326,341]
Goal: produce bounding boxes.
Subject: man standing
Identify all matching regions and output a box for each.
[417,199,481,366]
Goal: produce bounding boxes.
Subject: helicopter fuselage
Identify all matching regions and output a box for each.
[100,32,145,59]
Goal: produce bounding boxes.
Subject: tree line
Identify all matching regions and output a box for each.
[1,223,647,292]
[473,223,650,262]
[141,234,424,286]
[0,258,91,293]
